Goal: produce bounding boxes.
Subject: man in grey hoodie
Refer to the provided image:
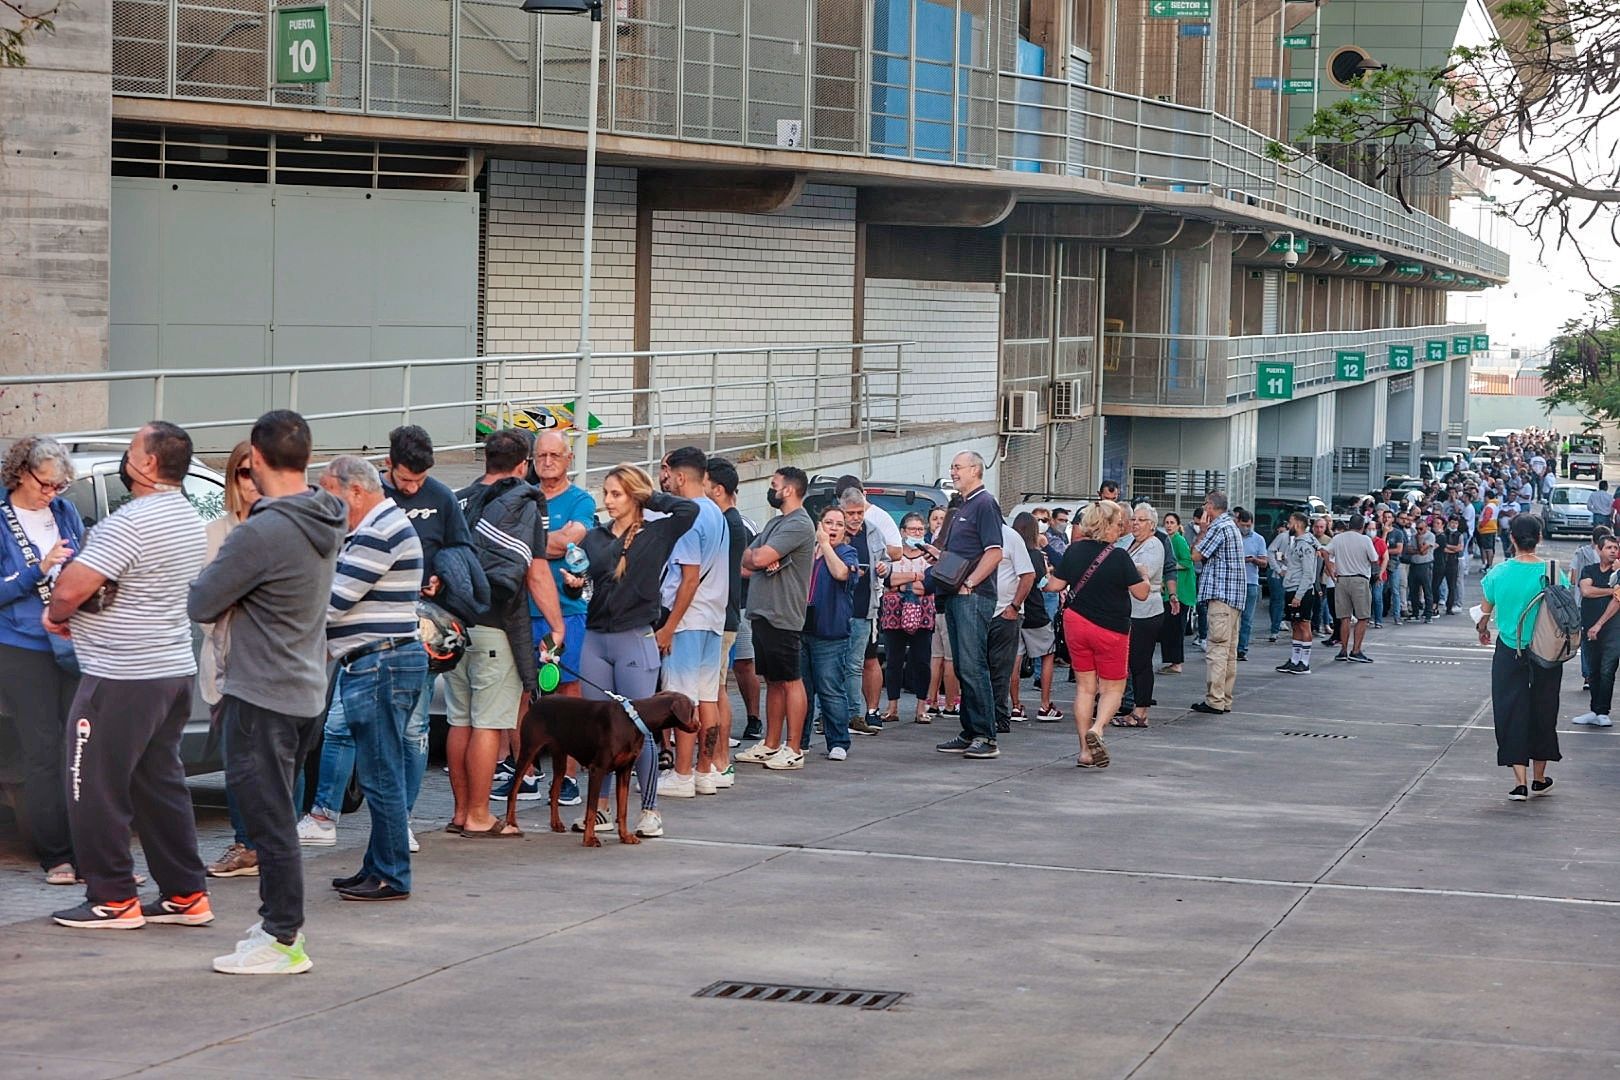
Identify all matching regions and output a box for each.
[188,410,344,975]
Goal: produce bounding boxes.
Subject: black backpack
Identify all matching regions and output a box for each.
[458,478,547,614]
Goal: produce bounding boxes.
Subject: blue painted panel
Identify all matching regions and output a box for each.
[871,0,977,161]
[1009,37,1046,172]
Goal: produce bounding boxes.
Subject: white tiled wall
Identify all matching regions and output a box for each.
[482,159,638,427]
[864,279,1000,424]
[648,184,857,439]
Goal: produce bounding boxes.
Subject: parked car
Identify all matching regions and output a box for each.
[1546,482,1599,537]
[803,474,950,528]
[0,446,229,824]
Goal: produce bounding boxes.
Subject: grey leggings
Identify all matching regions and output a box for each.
[578,627,661,811]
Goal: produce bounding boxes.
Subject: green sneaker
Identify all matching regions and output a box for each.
[212,925,314,975]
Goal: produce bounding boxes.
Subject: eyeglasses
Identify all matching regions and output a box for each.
[235,467,254,481]
[29,469,69,494]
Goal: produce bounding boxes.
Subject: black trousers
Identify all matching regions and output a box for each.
[0,643,78,870]
[1159,605,1186,665]
[1129,613,1165,710]
[987,614,1020,732]
[1491,641,1562,767]
[1438,557,1461,611]
[1408,563,1434,616]
[883,628,931,702]
[223,695,322,944]
[65,675,205,904]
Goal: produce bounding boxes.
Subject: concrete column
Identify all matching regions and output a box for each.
[1385,373,1418,478]
[1334,383,1385,495]
[1421,363,1447,453]
[0,0,111,435]
[1447,357,1469,442]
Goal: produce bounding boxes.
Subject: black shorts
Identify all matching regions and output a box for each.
[750,616,803,683]
[864,634,879,661]
[1287,590,1320,627]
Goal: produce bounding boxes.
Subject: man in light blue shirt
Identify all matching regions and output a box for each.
[1235,507,1269,660]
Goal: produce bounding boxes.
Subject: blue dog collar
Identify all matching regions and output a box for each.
[607,692,653,740]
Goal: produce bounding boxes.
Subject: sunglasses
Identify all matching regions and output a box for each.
[29,469,69,494]
[235,467,254,481]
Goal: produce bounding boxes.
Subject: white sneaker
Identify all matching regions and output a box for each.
[212,928,313,975]
[570,807,616,833]
[693,770,718,795]
[827,746,847,761]
[407,827,420,854]
[1572,711,1598,725]
[659,770,697,798]
[634,809,664,838]
[1597,715,1614,727]
[296,813,336,847]
[728,736,741,748]
[763,746,804,770]
[708,764,735,789]
[734,742,778,764]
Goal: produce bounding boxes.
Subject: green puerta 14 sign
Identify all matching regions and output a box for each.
[1257,362,1294,400]
[275,5,331,84]
[1426,340,1447,362]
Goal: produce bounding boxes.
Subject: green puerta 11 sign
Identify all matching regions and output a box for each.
[1257,362,1294,400]
[275,5,331,84]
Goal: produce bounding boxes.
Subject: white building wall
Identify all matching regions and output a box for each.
[864,279,999,425]
[648,184,856,437]
[481,160,639,427]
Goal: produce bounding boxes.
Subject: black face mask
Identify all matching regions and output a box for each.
[118,451,135,491]
[766,488,784,510]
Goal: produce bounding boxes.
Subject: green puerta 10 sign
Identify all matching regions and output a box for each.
[275,4,331,84]
[1257,362,1294,400]
[1335,350,1366,382]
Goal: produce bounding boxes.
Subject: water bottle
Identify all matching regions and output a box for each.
[563,542,592,601]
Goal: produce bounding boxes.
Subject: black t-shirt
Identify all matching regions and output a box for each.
[1021,544,1051,628]
[383,474,472,588]
[1580,563,1617,630]
[1055,539,1139,635]
[722,506,753,633]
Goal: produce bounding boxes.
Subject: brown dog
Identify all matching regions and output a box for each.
[503,691,699,847]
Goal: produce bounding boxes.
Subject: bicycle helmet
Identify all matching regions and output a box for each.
[416,598,468,674]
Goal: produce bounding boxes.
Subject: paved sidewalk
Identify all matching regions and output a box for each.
[2,612,1617,1080]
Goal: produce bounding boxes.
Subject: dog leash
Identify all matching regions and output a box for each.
[551,658,654,740]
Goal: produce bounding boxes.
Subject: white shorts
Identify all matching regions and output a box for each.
[662,629,723,704]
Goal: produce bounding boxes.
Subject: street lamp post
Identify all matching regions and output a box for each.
[521,0,602,488]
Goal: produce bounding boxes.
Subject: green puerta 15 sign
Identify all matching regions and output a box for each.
[275,5,331,84]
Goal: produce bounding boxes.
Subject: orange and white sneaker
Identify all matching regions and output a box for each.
[52,897,146,929]
[141,891,215,926]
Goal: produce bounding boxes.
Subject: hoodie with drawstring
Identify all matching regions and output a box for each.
[188,488,345,718]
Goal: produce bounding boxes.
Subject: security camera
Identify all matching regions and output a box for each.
[1282,249,1300,269]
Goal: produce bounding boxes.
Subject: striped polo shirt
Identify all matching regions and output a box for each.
[327,498,423,659]
[70,490,207,680]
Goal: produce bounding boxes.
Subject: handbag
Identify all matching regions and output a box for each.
[880,588,935,633]
[925,511,974,594]
[1063,543,1116,609]
[1,502,79,676]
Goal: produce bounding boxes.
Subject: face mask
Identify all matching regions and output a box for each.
[118,451,135,491]
[766,488,784,510]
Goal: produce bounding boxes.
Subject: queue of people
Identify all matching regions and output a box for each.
[0,421,1596,977]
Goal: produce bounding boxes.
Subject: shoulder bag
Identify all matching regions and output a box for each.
[925,512,974,594]
[1,503,80,675]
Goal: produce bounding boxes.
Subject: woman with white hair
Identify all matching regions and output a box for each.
[1045,500,1151,768]
[1115,501,1165,727]
[0,435,85,884]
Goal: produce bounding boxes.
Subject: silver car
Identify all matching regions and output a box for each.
[1545,482,1597,538]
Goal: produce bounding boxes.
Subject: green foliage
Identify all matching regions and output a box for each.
[0,1,58,68]
[1541,295,1620,422]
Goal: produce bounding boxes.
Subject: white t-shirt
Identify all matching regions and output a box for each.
[995,524,1035,609]
[1123,533,1166,619]
[865,508,901,553]
[70,490,207,680]
[661,495,730,634]
[12,504,62,580]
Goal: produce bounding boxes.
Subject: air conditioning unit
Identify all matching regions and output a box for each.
[1001,390,1040,433]
[1051,378,1088,420]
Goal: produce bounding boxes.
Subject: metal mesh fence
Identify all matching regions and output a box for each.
[369,0,454,117]
[174,0,267,101]
[113,0,169,95]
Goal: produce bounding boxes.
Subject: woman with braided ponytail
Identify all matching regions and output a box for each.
[570,464,697,838]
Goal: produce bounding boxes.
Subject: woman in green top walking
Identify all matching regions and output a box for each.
[1478,514,1564,801]
[1158,511,1196,675]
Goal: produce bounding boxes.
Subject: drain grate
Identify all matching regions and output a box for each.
[1408,659,1463,665]
[694,981,906,1011]
[1278,730,1354,740]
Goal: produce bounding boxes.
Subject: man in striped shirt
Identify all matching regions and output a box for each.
[318,456,428,903]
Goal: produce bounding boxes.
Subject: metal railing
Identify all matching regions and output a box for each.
[1101,323,1487,408]
[4,340,914,483]
[110,0,1507,278]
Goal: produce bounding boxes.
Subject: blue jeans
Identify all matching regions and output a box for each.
[804,634,851,752]
[336,645,428,892]
[844,617,872,721]
[1267,573,1286,634]
[315,673,434,819]
[1238,582,1260,654]
[945,591,997,742]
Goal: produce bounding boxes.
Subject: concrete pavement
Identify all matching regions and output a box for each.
[1,610,1617,1080]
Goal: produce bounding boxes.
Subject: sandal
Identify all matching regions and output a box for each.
[1084,731,1110,768]
[1131,713,1150,727]
[461,822,524,839]
[443,822,466,835]
[1108,717,1133,728]
[44,863,76,886]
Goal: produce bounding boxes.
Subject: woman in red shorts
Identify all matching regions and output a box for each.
[1045,500,1151,768]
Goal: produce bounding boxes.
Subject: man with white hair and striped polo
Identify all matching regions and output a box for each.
[317,455,429,904]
